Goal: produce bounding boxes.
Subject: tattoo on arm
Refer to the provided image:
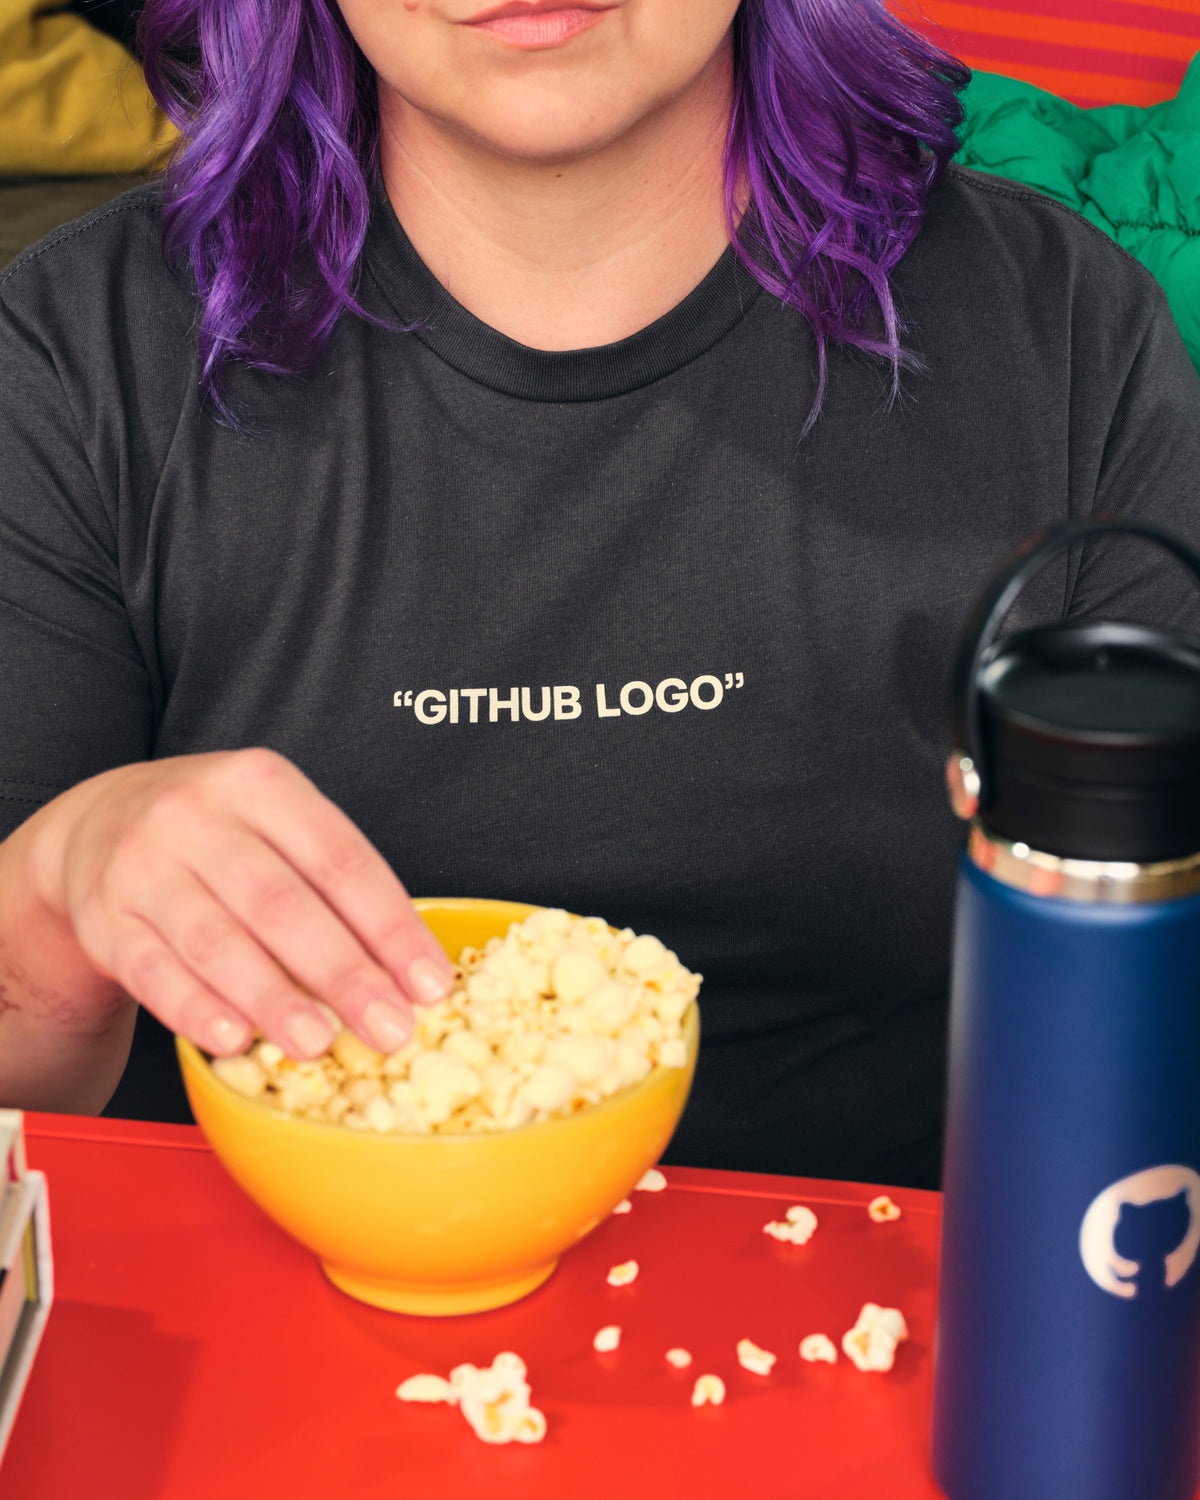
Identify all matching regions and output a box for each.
[0,981,20,1021]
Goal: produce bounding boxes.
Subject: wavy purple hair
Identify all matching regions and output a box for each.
[139,0,969,428]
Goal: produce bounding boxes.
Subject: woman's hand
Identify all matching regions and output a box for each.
[17,748,456,1062]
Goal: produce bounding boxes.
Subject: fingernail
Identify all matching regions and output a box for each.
[208,1014,250,1054]
[362,999,411,1053]
[285,1010,334,1057]
[408,955,454,1005]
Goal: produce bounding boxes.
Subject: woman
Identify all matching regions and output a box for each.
[1,0,1198,1187]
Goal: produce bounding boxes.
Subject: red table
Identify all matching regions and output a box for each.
[4,1114,949,1499]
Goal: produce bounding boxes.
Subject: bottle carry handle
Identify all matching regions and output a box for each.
[949,516,1200,814]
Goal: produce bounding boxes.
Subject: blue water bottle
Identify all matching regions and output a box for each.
[931,517,1200,1500]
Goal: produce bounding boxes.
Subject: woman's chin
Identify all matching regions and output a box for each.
[405,88,645,167]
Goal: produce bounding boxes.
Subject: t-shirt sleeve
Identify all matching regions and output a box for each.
[1066,278,1200,635]
[0,290,155,842]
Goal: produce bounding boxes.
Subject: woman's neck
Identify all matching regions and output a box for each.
[376,40,735,351]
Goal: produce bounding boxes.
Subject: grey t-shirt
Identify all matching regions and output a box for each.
[3,164,1200,1186]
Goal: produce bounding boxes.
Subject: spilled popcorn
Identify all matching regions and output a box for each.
[396,1353,546,1444]
[799,1334,838,1364]
[763,1204,818,1245]
[453,1354,546,1444]
[736,1337,776,1375]
[211,908,700,1133]
[665,1348,693,1368]
[691,1374,726,1407]
[611,1198,633,1215]
[396,1374,456,1403]
[606,1260,639,1287]
[868,1195,902,1223]
[593,1325,622,1353]
[842,1304,908,1373]
[635,1168,668,1192]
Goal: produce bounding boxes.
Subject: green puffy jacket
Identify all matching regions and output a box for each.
[956,55,1200,379]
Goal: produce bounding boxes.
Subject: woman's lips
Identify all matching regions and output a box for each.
[464,7,613,47]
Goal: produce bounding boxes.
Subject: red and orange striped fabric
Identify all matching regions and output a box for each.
[893,0,1200,108]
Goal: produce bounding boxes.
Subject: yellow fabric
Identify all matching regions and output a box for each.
[0,0,178,175]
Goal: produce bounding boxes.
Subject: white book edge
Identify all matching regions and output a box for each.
[0,1172,53,1467]
[0,1112,24,1182]
[0,1182,30,1287]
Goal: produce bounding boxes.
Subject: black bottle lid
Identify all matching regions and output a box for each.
[950,519,1200,863]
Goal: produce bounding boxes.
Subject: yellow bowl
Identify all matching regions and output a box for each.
[177,897,698,1316]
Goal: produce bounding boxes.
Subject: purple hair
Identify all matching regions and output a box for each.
[139,0,969,428]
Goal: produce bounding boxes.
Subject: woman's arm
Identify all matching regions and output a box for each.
[0,750,456,1113]
[0,812,135,1114]
[1,242,456,1113]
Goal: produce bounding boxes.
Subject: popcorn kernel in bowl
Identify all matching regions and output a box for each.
[209,908,700,1135]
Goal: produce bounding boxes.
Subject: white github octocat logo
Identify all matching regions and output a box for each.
[1079,1165,1200,1299]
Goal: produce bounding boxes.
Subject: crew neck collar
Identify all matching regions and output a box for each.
[363,177,761,403]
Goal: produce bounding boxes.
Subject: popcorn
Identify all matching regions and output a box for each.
[211,1054,267,1099]
[443,1029,492,1071]
[584,981,637,1034]
[606,1260,639,1287]
[593,1325,621,1353]
[868,1194,902,1223]
[615,1042,653,1088]
[396,1374,457,1403]
[656,1039,688,1068]
[545,1035,614,1085]
[623,933,668,975]
[395,1361,548,1444]
[736,1337,776,1375]
[665,1347,693,1369]
[841,1304,908,1373]
[409,1051,481,1125]
[364,1096,398,1133]
[763,1204,817,1245]
[553,949,608,1004]
[278,1061,340,1115]
[799,1334,838,1364]
[449,1353,547,1444]
[508,1408,548,1443]
[691,1374,726,1407]
[635,1168,667,1193]
[345,1077,383,1109]
[211,909,700,1134]
[332,1030,384,1078]
[522,1063,578,1114]
[611,1198,633,1215]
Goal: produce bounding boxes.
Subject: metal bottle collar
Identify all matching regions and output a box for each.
[966,823,1200,904]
